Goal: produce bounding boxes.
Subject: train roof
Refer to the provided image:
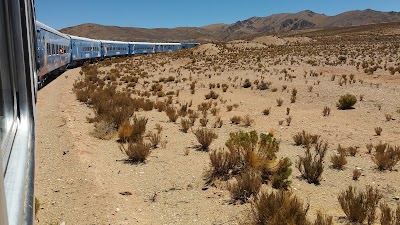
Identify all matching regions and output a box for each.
[154,43,181,45]
[129,42,156,45]
[36,21,70,39]
[100,40,129,45]
[69,35,101,43]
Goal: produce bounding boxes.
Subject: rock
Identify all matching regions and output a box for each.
[115,208,120,212]
[394,196,400,201]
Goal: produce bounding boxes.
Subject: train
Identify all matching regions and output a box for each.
[0,0,199,224]
[35,21,200,88]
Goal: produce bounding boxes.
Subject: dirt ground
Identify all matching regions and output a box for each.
[35,33,400,225]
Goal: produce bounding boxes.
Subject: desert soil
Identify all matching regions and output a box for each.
[35,35,400,225]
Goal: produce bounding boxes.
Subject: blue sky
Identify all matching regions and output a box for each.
[35,0,400,30]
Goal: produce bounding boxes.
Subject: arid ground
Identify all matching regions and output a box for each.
[35,24,400,225]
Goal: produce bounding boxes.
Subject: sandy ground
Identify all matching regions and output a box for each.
[35,35,400,225]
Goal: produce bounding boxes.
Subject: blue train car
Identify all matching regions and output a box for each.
[130,42,155,54]
[181,42,200,49]
[101,40,129,58]
[36,21,71,85]
[69,35,101,66]
[155,43,182,52]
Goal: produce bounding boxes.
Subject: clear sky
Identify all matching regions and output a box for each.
[35,0,400,30]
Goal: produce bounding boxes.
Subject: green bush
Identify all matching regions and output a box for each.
[337,93,357,110]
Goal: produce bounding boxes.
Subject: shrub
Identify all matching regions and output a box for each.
[331,154,347,170]
[165,106,179,122]
[213,117,223,128]
[230,116,242,125]
[205,90,219,100]
[353,169,361,181]
[188,111,199,125]
[257,82,269,90]
[338,185,382,224]
[286,116,292,126]
[129,116,148,142]
[385,113,393,121]
[199,116,209,127]
[371,144,400,170]
[374,126,382,136]
[247,191,310,225]
[366,143,373,154]
[262,108,271,115]
[193,128,218,150]
[313,211,333,225]
[149,132,161,148]
[337,93,357,109]
[271,157,292,190]
[243,115,254,127]
[227,170,262,203]
[380,203,400,225]
[91,121,115,140]
[292,130,319,148]
[180,118,192,133]
[118,120,133,142]
[243,79,252,88]
[276,98,283,107]
[296,141,328,185]
[120,141,151,163]
[322,106,330,116]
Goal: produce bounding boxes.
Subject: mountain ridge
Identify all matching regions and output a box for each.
[60,9,400,42]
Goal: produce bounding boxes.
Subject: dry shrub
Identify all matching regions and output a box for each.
[180,118,192,133]
[205,131,289,189]
[165,106,179,122]
[262,108,271,115]
[322,106,330,116]
[337,93,357,110]
[199,116,209,127]
[371,144,400,170]
[230,116,242,125]
[293,130,319,148]
[129,116,148,142]
[331,154,347,170]
[213,117,223,128]
[276,98,283,107]
[247,191,310,225]
[296,141,328,185]
[366,143,373,154]
[385,113,393,121]
[374,126,382,136]
[227,170,262,203]
[118,120,133,142]
[313,211,333,225]
[188,111,199,125]
[205,90,219,100]
[89,86,135,129]
[120,141,151,163]
[227,105,233,112]
[338,185,382,224]
[380,203,400,225]
[154,101,166,112]
[243,114,254,127]
[91,121,115,140]
[353,169,361,181]
[347,146,358,157]
[193,128,218,150]
[149,132,161,148]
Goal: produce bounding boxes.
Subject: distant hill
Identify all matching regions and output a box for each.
[60,9,400,42]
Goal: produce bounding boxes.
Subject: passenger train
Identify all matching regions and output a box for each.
[35,21,200,87]
[0,0,199,224]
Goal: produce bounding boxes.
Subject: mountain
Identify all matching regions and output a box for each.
[59,9,400,42]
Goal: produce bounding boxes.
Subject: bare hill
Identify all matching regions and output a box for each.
[60,9,400,42]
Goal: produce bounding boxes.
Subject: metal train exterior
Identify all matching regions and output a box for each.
[35,21,200,86]
[1,0,37,224]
